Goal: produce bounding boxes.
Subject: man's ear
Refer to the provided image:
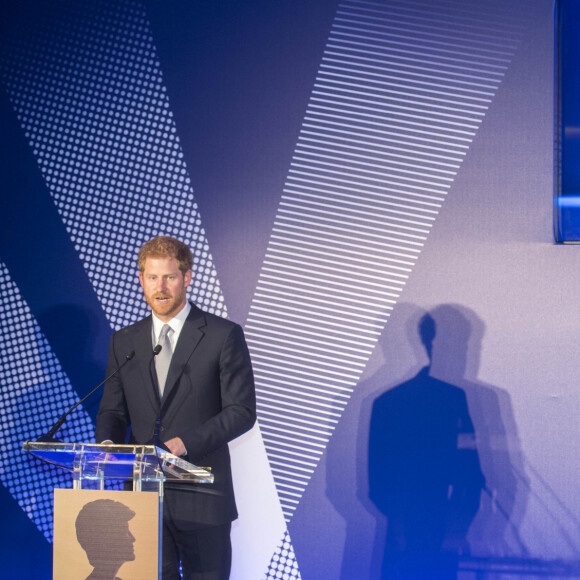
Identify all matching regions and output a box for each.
[184,269,193,287]
[138,270,144,288]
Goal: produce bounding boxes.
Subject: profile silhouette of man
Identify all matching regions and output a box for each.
[76,499,136,580]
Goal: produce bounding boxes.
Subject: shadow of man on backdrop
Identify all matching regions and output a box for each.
[321,303,527,578]
[368,307,486,579]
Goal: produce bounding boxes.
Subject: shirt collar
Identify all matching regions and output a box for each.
[152,301,191,342]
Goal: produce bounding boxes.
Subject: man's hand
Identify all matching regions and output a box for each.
[164,437,186,457]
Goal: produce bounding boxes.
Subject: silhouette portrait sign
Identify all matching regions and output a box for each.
[53,489,158,579]
[76,499,136,579]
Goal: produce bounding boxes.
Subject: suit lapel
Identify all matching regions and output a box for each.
[133,316,161,411]
[161,304,206,407]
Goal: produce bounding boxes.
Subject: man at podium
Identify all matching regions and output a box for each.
[96,235,257,579]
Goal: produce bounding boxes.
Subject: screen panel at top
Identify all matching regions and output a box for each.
[555,0,580,242]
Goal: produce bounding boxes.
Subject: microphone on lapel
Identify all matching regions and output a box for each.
[151,344,165,449]
[151,343,163,397]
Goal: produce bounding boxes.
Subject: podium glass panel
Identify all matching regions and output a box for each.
[23,441,214,491]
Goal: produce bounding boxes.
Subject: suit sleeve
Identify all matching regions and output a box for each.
[177,323,256,461]
[95,332,130,444]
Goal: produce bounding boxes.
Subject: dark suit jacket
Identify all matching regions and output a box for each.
[96,303,256,527]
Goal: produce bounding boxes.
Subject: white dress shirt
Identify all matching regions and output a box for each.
[152,300,191,349]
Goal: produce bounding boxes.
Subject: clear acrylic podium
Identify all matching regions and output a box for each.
[23,441,214,490]
[23,441,214,579]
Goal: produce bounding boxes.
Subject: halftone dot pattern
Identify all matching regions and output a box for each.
[264,530,302,580]
[0,261,95,542]
[0,0,226,330]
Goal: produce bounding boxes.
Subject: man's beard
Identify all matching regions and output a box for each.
[146,289,186,318]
